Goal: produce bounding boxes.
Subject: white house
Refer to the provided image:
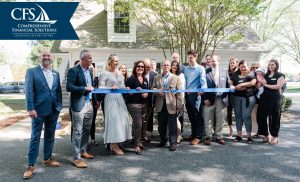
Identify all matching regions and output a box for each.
[51,0,269,106]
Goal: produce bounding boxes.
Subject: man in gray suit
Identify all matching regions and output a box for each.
[202,55,230,145]
[67,49,96,168]
[23,50,62,180]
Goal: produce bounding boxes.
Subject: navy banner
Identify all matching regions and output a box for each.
[0,2,79,40]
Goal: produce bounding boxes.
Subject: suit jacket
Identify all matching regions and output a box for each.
[146,71,157,106]
[152,73,183,114]
[203,67,229,104]
[67,64,96,112]
[25,65,62,117]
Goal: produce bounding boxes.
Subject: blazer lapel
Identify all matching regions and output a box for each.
[77,65,87,86]
[36,66,50,90]
[167,74,173,89]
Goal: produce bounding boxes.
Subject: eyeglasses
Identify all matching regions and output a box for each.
[137,65,144,68]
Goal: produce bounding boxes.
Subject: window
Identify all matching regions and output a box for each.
[114,1,130,33]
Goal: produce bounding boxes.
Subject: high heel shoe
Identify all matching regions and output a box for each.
[110,144,124,155]
[263,136,270,143]
[177,135,183,144]
[270,137,279,144]
[135,147,142,155]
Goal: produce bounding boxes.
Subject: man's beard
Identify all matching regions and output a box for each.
[42,59,51,65]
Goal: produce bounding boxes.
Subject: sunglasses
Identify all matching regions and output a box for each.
[251,67,258,69]
[137,65,144,68]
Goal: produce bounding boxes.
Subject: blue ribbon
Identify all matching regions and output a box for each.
[86,88,234,100]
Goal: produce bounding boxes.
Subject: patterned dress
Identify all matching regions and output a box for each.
[99,71,132,144]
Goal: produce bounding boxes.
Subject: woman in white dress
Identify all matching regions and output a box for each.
[99,54,132,155]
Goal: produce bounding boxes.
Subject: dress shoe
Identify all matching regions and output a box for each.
[81,153,94,159]
[190,138,201,145]
[73,159,87,168]
[170,144,177,151]
[204,138,211,145]
[156,142,166,147]
[23,166,34,179]
[43,159,61,167]
[216,139,226,145]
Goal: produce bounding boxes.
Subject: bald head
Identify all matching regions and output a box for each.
[40,50,52,68]
[172,53,180,63]
[143,58,151,73]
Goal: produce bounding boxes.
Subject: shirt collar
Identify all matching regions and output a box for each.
[40,64,51,72]
[188,63,199,69]
[80,64,89,72]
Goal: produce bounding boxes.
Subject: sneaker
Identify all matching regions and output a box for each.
[23,166,34,179]
[73,160,87,168]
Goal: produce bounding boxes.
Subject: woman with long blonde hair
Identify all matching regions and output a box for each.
[99,54,132,155]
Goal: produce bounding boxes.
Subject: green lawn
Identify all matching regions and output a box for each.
[0,94,26,118]
[287,82,300,93]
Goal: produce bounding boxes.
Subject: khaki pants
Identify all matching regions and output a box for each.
[203,97,226,139]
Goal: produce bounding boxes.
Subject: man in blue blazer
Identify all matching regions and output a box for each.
[23,50,62,180]
[67,49,96,168]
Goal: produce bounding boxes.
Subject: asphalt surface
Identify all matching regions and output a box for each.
[0,93,299,182]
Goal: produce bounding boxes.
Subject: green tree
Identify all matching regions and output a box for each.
[28,40,54,66]
[252,0,300,64]
[122,0,264,62]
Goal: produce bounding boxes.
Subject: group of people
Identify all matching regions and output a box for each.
[23,49,285,179]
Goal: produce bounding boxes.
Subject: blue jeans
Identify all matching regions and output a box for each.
[28,110,60,166]
[232,96,255,132]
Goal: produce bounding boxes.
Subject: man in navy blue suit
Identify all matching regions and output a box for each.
[23,50,62,180]
[67,49,96,168]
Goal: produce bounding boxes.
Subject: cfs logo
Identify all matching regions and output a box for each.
[11,4,56,24]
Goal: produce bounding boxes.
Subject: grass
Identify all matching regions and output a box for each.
[287,88,300,93]
[0,94,26,118]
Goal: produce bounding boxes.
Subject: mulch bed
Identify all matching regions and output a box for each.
[0,112,28,130]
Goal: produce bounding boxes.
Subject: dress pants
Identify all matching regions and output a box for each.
[185,93,204,139]
[157,102,177,145]
[28,110,60,166]
[257,94,281,137]
[203,97,225,139]
[72,102,93,160]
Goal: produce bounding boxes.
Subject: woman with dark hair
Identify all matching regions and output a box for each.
[230,60,256,144]
[119,64,128,81]
[256,59,285,144]
[170,60,185,143]
[227,58,239,137]
[99,54,132,155]
[125,61,148,155]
